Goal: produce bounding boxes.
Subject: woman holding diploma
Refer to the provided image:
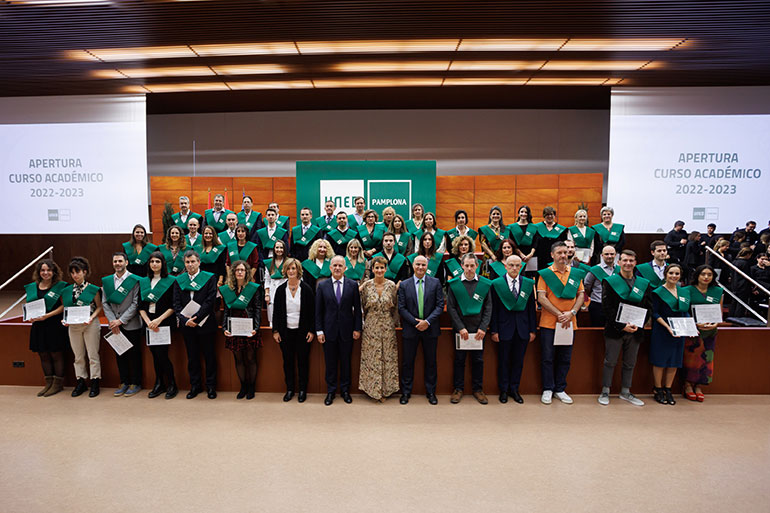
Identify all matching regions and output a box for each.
[478,206,507,268]
[344,239,367,283]
[139,252,178,399]
[62,257,103,398]
[26,259,68,397]
[159,226,186,276]
[357,209,386,259]
[567,209,596,265]
[123,224,157,277]
[221,260,262,400]
[682,265,723,402]
[199,226,227,287]
[263,239,288,327]
[226,224,260,282]
[650,264,691,405]
[507,206,536,275]
[302,239,333,290]
[408,232,446,285]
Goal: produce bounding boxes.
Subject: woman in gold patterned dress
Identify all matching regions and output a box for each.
[358,256,400,402]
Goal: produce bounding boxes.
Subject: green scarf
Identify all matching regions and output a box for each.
[507,223,535,247]
[227,241,257,262]
[122,241,158,266]
[652,285,690,313]
[357,224,386,250]
[491,275,535,312]
[446,227,478,247]
[479,224,506,252]
[218,230,235,246]
[172,211,202,232]
[200,245,226,265]
[537,267,586,299]
[314,215,336,232]
[372,252,407,280]
[277,215,290,230]
[534,222,566,239]
[448,276,492,316]
[405,218,422,235]
[291,224,320,247]
[158,245,185,275]
[326,227,357,246]
[237,210,261,231]
[488,260,506,278]
[344,258,366,281]
[592,223,624,244]
[686,285,723,305]
[219,281,261,309]
[605,274,649,304]
[61,283,100,307]
[26,281,67,311]
[256,226,287,250]
[636,262,666,288]
[176,271,214,292]
[102,274,140,304]
[588,264,621,282]
[414,228,446,248]
[205,208,231,232]
[302,259,331,279]
[445,257,463,281]
[185,234,203,252]
[139,276,176,303]
[395,233,411,255]
[407,253,443,278]
[568,225,596,249]
[263,258,285,280]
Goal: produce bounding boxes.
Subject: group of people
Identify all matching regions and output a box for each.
[25,194,762,407]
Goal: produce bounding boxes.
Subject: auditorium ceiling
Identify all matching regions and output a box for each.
[1,0,769,112]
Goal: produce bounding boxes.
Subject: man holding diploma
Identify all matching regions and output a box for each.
[597,250,651,406]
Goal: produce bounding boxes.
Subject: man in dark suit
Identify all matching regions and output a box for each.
[397,255,444,405]
[664,220,688,264]
[173,250,218,399]
[489,255,537,404]
[315,255,362,405]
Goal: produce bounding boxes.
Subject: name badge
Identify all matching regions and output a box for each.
[679,297,687,302]
[270,236,276,241]
[212,247,219,253]
[611,231,618,236]
[190,282,197,288]
[568,279,575,285]
[426,269,433,275]
[46,291,56,297]
[632,287,640,294]
[498,234,504,240]
[134,258,142,264]
[707,297,715,303]
[473,293,482,301]
[300,237,307,242]
[519,291,527,297]
[118,286,126,293]
[238,295,246,302]
[148,293,156,300]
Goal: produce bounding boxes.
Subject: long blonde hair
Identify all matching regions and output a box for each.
[308,238,334,261]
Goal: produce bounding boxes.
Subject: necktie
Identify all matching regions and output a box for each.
[335,280,342,303]
[302,224,308,234]
[510,278,518,297]
[418,279,424,318]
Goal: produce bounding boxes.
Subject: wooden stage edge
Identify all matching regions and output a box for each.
[1,320,768,395]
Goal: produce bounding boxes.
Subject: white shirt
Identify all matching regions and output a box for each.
[225,229,235,240]
[301,223,311,234]
[114,270,131,289]
[187,270,200,300]
[188,234,200,246]
[505,273,519,296]
[179,212,189,223]
[461,273,478,282]
[148,275,161,314]
[286,285,302,329]
[652,261,666,279]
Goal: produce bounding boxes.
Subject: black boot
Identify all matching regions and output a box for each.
[165,380,178,399]
[246,382,255,400]
[236,382,247,400]
[88,378,100,397]
[148,378,164,399]
[71,378,87,397]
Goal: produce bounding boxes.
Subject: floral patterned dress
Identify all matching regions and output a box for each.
[358,279,400,400]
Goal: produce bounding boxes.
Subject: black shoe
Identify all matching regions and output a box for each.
[186,387,202,399]
[653,387,667,404]
[236,384,247,400]
[664,387,676,405]
[427,393,438,405]
[298,390,307,403]
[207,387,217,399]
[511,390,524,404]
[399,394,410,405]
[165,383,178,399]
[148,380,164,399]
[246,384,255,400]
[341,391,352,404]
[71,378,87,397]
[283,391,295,402]
[324,392,335,406]
[499,392,508,404]
[88,378,100,398]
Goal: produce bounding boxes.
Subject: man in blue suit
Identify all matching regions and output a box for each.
[315,255,362,405]
[489,255,537,404]
[397,255,445,405]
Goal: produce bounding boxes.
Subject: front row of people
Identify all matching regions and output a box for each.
[26,241,723,406]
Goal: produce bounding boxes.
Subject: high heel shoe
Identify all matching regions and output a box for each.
[683,384,697,401]
[664,387,676,405]
[695,388,705,402]
[654,387,668,404]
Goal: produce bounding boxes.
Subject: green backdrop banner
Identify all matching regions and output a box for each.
[295,161,437,221]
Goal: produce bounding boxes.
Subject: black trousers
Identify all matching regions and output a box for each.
[322,337,353,394]
[453,345,484,392]
[589,301,606,327]
[181,326,217,389]
[116,327,143,386]
[280,329,311,392]
[149,343,175,386]
[400,335,438,395]
[497,335,528,394]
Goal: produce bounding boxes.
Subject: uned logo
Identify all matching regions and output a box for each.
[319,180,364,215]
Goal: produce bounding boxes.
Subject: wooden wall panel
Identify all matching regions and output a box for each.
[273,189,296,205]
[557,187,603,203]
[515,188,559,204]
[150,176,192,190]
[559,173,603,189]
[436,204,472,221]
[273,177,296,190]
[437,176,473,190]
[436,189,474,204]
[474,175,515,190]
[516,174,558,189]
[558,202,603,224]
[475,189,516,204]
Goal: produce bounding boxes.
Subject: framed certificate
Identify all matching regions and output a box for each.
[615,303,648,328]
[104,331,133,355]
[23,299,46,321]
[228,317,254,337]
[692,304,723,324]
[146,326,171,346]
[668,317,699,337]
[455,333,483,350]
[64,306,91,325]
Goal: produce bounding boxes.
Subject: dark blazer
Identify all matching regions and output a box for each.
[172,273,218,332]
[397,275,444,339]
[600,276,652,339]
[489,275,537,340]
[272,281,315,338]
[138,285,176,328]
[315,276,362,341]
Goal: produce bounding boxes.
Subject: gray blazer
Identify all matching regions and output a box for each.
[102,275,141,331]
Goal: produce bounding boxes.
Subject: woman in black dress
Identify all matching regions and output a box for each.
[25,259,68,396]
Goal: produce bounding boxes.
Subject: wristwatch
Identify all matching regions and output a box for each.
[570,309,577,316]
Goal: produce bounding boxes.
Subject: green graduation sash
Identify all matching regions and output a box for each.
[25,281,67,311]
[537,267,586,299]
[605,274,649,304]
[407,253,443,277]
[405,218,422,235]
[568,225,596,249]
[446,227,478,246]
[172,211,202,232]
[489,260,507,278]
[479,224,507,252]
[414,228,446,248]
[347,215,361,230]
[291,224,321,247]
[158,246,184,275]
[219,281,261,310]
[327,227,357,246]
[256,226,287,250]
[686,285,724,305]
[277,215,289,229]
[200,245,226,265]
[445,257,463,281]
[237,210,261,231]
[176,270,214,292]
[344,258,366,281]
[185,235,203,252]
[448,276,492,316]
[228,241,258,262]
[372,252,407,280]
[592,223,624,244]
[61,283,100,307]
[263,258,285,280]
[507,223,535,247]
[395,233,411,255]
[357,224,386,250]
[122,241,158,266]
[588,264,621,282]
[218,230,235,246]
[302,259,331,279]
[205,208,231,232]
[139,276,176,303]
[534,222,566,239]
[102,274,140,305]
[636,262,665,288]
[491,276,535,312]
[314,215,336,232]
[652,285,690,313]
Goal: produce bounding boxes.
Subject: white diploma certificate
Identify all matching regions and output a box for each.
[23,299,46,321]
[180,300,209,327]
[615,303,648,328]
[455,333,483,350]
[692,304,723,324]
[575,248,591,263]
[668,317,699,337]
[554,322,574,346]
[228,318,254,337]
[525,257,538,272]
[146,326,171,346]
[104,331,133,355]
[64,306,91,325]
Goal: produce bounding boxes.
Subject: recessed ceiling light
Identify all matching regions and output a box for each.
[314,77,443,88]
[330,61,450,72]
[225,80,314,90]
[297,40,458,54]
[542,60,649,70]
[143,82,230,93]
[444,78,527,86]
[450,60,543,71]
[560,38,685,51]
[191,42,299,56]
[458,39,567,51]
[211,64,290,75]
